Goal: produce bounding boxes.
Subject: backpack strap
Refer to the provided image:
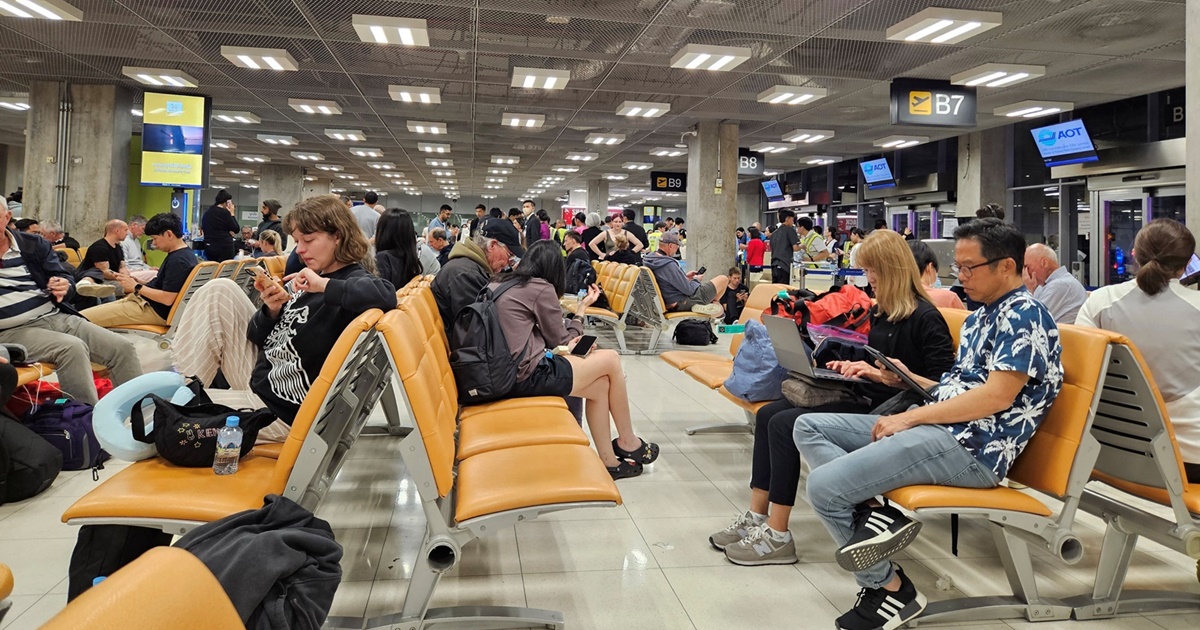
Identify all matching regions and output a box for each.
[129,395,159,444]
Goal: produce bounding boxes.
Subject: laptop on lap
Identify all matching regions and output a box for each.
[762,316,866,383]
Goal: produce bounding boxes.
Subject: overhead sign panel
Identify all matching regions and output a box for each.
[650,171,686,193]
[1030,119,1099,167]
[737,148,764,176]
[890,78,976,128]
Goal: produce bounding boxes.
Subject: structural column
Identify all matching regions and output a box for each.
[685,120,738,272]
[259,164,304,214]
[585,179,608,218]
[955,126,1007,219]
[1187,0,1200,236]
[302,177,333,198]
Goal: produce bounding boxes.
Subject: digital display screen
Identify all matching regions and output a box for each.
[140,92,210,188]
[1186,254,1200,278]
[761,180,783,199]
[1031,119,1099,168]
[860,158,896,190]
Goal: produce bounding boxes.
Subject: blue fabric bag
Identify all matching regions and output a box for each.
[723,319,788,402]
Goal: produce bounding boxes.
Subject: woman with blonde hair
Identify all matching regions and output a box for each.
[712,229,955,566]
[172,195,397,441]
[252,229,282,258]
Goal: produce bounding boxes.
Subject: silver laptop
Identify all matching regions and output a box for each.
[762,316,866,383]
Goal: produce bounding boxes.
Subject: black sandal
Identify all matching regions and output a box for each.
[607,458,643,480]
[613,438,660,465]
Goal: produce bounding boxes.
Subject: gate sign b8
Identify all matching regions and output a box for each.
[889,78,976,128]
[737,148,764,176]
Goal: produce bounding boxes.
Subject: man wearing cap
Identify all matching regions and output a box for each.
[431,218,524,334]
[642,231,728,317]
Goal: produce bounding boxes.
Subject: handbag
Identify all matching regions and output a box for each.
[723,319,787,402]
[129,380,275,467]
[781,373,866,409]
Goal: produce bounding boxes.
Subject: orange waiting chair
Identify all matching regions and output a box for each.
[0,562,11,625]
[641,268,722,354]
[107,260,218,349]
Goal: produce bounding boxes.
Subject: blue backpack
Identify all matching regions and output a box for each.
[723,319,788,402]
[23,399,109,471]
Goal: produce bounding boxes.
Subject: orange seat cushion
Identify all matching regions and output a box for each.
[455,444,621,522]
[62,455,281,524]
[111,324,170,335]
[16,364,51,387]
[665,311,716,320]
[0,562,12,601]
[683,361,733,389]
[458,396,567,421]
[660,350,728,370]
[884,485,1053,517]
[248,443,283,459]
[585,307,620,320]
[457,407,588,459]
[1091,471,1200,517]
[716,385,773,413]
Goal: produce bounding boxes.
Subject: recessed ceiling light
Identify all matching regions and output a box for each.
[121,66,198,88]
[315,164,344,172]
[426,159,453,167]
[351,147,383,158]
[481,194,497,199]
[951,63,1045,88]
[238,154,270,163]
[213,111,260,124]
[650,147,686,157]
[501,113,546,128]
[511,67,571,90]
[437,179,457,185]
[389,85,440,104]
[221,46,298,71]
[551,165,579,173]
[781,129,834,144]
[417,143,449,154]
[288,98,342,115]
[622,162,653,171]
[603,173,627,181]
[352,14,430,47]
[485,177,507,183]
[290,152,324,161]
[484,184,502,190]
[0,0,81,20]
[756,86,828,105]
[431,170,455,177]
[749,142,796,154]
[993,100,1073,118]
[368,162,397,170]
[0,96,30,111]
[131,108,142,117]
[488,167,512,175]
[886,8,1002,45]
[670,44,751,72]
[325,128,364,141]
[617,101,670,118]
[492,155,519,165]
[801,155,840,165]
[228,168,253,175]
[566,151,599,161]
[874,135,929,149]
[585,133,625,146]
[256,134,296,146]
[407,121,447,135]
[210,140,236,149]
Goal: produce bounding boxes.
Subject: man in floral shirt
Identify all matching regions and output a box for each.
[791,218,1063,630]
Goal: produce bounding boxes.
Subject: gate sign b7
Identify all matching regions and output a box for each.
[890,78,976,128]
[737,148,764,176]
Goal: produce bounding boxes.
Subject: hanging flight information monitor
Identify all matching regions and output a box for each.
[890,78,976,128]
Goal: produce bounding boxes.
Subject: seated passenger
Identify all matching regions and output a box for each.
[252,230,283,258]
[171,195,396,441]
[563,230,590,268]
[374,208,424,288]
[1076,219,1200,484]
[0,203,140,404]
[605,233,640,265]
[80,213,198,328]
[719,267,749,325]
[487,240,659,479]
[791,218,1063,630]
[714,230,954,566]
[642,231,727,317]
[908,240,965,309]
[120,215,158,284]
[431,219,515,335]
[75,220,129,300]
[1024,243,1087,324]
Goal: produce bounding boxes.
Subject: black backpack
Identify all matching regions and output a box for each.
[449,279,522,405]
[673,320,717,346]
[0,409,62,505]
[564,257,596,296]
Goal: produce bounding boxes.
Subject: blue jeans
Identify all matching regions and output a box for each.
[794,413,1000,588]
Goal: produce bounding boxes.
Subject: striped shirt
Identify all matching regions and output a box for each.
[0,234,56,330]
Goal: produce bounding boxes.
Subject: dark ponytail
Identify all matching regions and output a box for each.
[1133,219,1195,296]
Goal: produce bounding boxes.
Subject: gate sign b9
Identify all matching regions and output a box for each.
[650,171,687,193]
[890,78,977,128]
[737,148,764,176]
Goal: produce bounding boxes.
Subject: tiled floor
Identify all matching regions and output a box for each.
[2,333,1199,629]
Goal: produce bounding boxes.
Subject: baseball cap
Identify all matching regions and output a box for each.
[659,231,681,246]
[480,218,525,257]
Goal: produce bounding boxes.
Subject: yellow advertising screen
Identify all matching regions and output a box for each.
[140,92,208,188]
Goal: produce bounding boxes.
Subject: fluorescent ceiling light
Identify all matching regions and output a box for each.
[501,113,545,128]
[749,142,796,154]
[993,100,1074,118]
[951,63,1045,88]
[485,177,507,183]
[431,170,455,177]
[210,140,236,149]
[426,159,453,167]
[389,85,440,104]
[585,133,625,146]
[603,173,627,181]
[0,97,30,111]
[238,154,270,163]
[670,44,751,72]
[407,121,447,135]
[781,129,834,144]
[492,155,519,165]
[481,194,497,199]
[417,143,449,154]
[437,179,457,185]
[0,0,81,20]
[290,152,324,161]
[315,164,344,172]
[756,86,828,106]
[121,67,198,88]
[650,147,686,157]
[368,162,397,170]
[487,167,512,175]
[288,99,342,115]
[131,108,142,117]
[874,135,929,149]
[886,8,1002,45]
[221,46,298,71]
[551,165,578,173]
[801,155,840,165]
[352,15,430,46]
[213,111,260,124]
[511,67,571,90]
[566,151,599,161]
[324,128,364,141]
[623,162,653,171]
[484,185,502,190]
[256,134,296,146]
[617,101,670,118]
[351,147,384,158]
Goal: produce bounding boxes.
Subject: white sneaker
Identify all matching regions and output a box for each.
[690,303,723,317]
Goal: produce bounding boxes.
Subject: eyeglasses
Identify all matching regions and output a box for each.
[951,257,1005,279]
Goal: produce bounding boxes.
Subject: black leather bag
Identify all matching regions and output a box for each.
[130,381,275,467]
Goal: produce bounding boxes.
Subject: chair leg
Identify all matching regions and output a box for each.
[1067,524,1200,619]
[686,407,755,435]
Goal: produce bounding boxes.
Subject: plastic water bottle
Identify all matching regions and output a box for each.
[213,416,242,476]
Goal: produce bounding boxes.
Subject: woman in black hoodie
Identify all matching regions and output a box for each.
[201,189,241,262]
[374,208,424,288]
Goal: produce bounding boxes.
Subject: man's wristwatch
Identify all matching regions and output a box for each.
[133,283,144,296]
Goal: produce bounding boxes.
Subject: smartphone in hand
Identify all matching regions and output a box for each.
[248,266,285,292]
[697,266,707,275]
[571,335,597,356]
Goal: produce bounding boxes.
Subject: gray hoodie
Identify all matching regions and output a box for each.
[642,251,699,306]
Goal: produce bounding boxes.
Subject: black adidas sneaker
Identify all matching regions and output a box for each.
[835,504,922,572]
[835,564,927,630]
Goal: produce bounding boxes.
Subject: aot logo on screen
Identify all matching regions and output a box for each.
[861,159,892,182]
[1031,120,1095,157]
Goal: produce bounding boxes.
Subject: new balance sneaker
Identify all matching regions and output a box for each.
[690,303,724,317]
[834,504,922,572]
[723,525,798,566]
[835,564,926,630]
[708,511,764,551]
[75,281,115,298]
